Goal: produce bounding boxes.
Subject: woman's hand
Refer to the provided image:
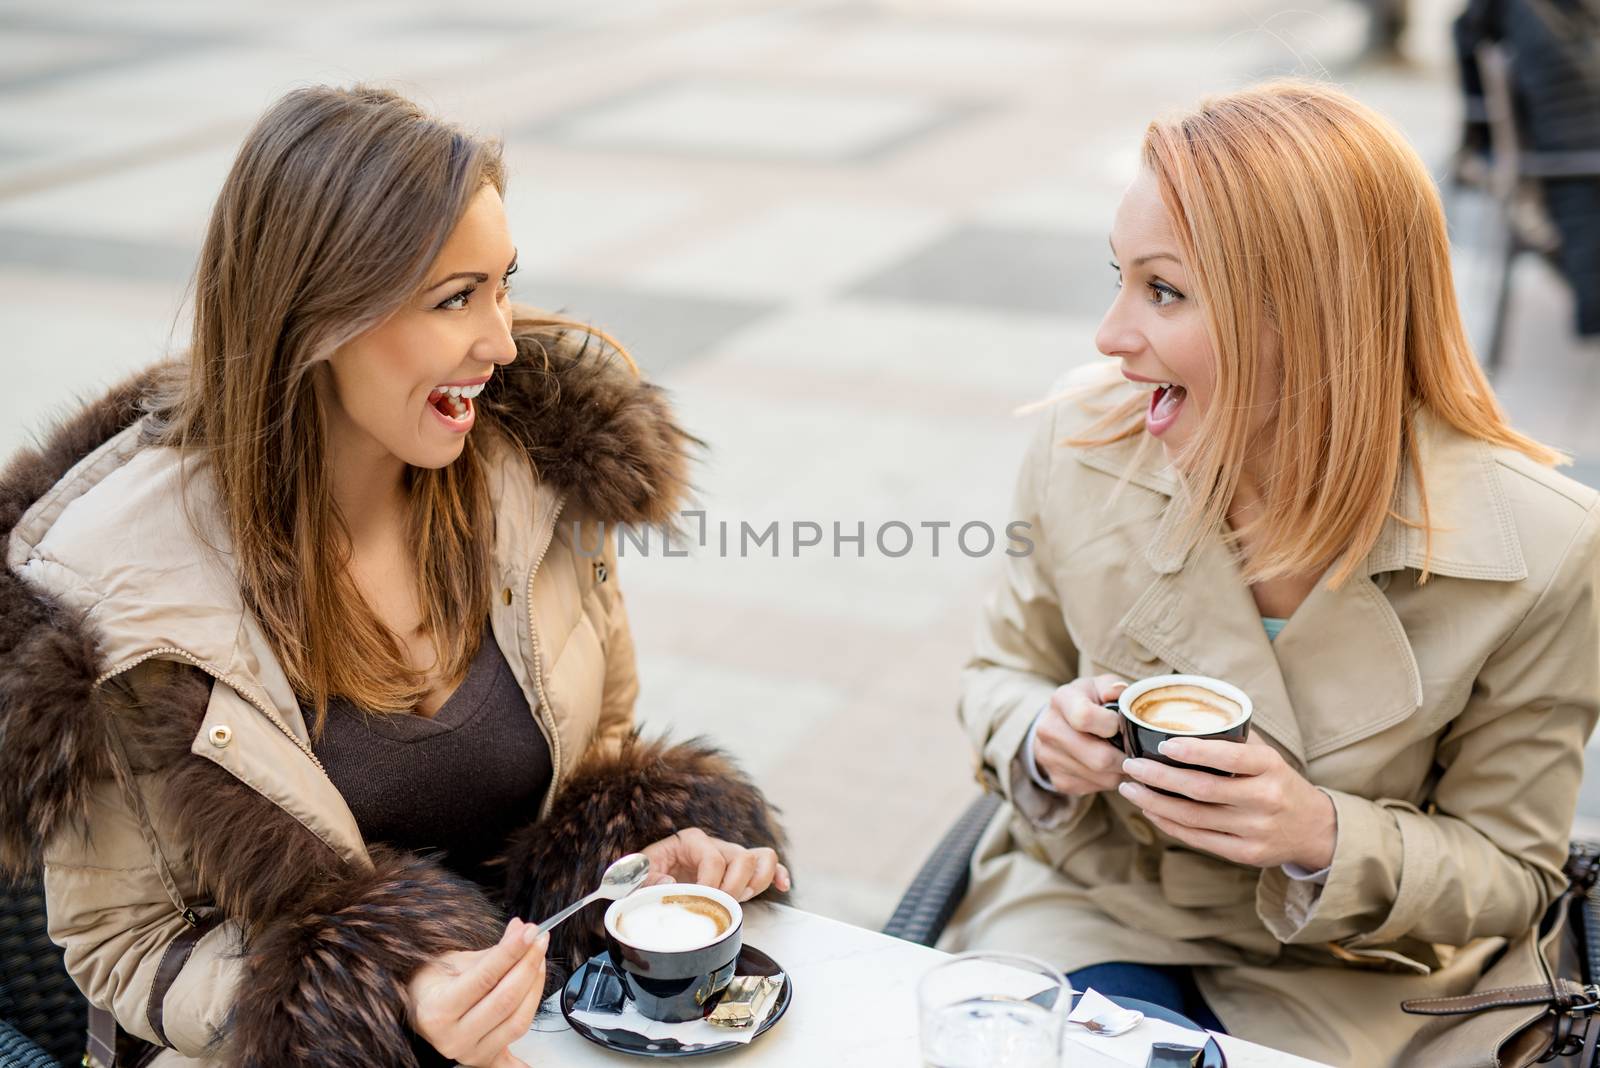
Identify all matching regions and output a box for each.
[640,827,792,901]
[1030,674,1131,796]
[1117,733,1337,871]
[405,917,548,1068]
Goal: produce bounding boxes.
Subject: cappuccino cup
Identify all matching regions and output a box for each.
[603,883,743,1022]
[1105,674,1252,775]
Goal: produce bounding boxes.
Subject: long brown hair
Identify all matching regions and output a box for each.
[146,84,506,732]
[1071,79,1561,587]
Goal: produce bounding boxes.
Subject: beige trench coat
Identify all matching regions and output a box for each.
[944,369,1600,1067]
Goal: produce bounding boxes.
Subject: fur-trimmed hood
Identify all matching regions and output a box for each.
[0,323,785,1067]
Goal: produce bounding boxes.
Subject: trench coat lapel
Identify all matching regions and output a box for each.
[1117,513,1313,766]
[1076,411,1525,769]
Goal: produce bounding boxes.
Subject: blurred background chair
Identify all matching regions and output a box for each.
[1450,0,1600,376]
[0,876,87,1067]
[881,792,1001,947]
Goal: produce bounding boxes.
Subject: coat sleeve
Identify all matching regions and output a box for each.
[42,777,241,1055]
[43,662,504,1068]
[1258,498,1600,950]
[958,399,1088,831]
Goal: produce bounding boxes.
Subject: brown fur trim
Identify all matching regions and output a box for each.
[225,846,502,1068]
[0,363,163,875]
[106,662,503,1065]
[499,734,788,975]
[125,664,354,929]
[484,320,704,529]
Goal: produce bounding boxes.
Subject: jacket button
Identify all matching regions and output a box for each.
[500,587,513,605]
[1126,813,1156,845]
[594,562,609,583]
[208,725,232,748]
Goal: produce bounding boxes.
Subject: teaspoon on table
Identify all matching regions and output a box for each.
[1071,1004,1145,1037]
[533,852,652,936]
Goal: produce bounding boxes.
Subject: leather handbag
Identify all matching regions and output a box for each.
[1399,842,1600,1067]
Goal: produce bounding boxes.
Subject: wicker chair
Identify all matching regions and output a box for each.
[881,792,1002,947]
[1,875,87,1067]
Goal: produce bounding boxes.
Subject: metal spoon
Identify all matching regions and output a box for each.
[533,852,652,936]
[1071,1004,1145,1037]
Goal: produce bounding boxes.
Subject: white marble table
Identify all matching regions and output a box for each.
[509,903,1332,1067]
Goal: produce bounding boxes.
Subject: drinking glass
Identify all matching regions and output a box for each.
[918,951,1068,1068]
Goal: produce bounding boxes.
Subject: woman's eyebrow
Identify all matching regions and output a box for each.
[1133,252,1181,267]
[425,250,518,290]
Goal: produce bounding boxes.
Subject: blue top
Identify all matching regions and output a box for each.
[1262,616,1288,642]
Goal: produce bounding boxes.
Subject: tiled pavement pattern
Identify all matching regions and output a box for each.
[4,0,1598,927]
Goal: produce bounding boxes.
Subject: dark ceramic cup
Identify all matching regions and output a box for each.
[1103,674,1252,777]
[602,883,743,1022]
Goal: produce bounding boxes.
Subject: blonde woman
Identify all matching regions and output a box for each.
[0,86,787,1068]
[947,80,1600,1066]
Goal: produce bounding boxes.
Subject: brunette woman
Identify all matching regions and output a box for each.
[0,85,787,1068]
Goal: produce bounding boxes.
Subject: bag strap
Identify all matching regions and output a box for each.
[1402,979,1599,1017]
[86,1005,118,1068]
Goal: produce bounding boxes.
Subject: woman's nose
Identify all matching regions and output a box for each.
[478,304,518,365]
[1094,292,1140,359]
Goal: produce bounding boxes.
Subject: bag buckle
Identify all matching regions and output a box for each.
[1564,984,1600,1017]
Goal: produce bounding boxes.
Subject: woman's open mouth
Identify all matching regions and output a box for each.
[427,382,484,433]
[1129,379,1187,437]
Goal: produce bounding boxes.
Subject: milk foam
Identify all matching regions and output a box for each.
[618,900,724,952]
[1131,684,1243,732]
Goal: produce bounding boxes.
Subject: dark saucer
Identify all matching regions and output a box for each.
[561,943,792,1058]
[1068,993,1227,1067]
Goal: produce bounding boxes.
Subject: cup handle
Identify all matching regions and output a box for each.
[1102,700,1127,753]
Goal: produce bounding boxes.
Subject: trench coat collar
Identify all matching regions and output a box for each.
[1073,409,1526,766]
[1075,409,1527,583]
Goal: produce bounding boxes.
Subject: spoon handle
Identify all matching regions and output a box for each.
[534,891,600,937]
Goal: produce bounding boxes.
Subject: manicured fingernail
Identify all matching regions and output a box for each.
[740,889,754,902]
[1158,740,1180,757]
[1118,782,1136,797]
[1121,758,1135,773]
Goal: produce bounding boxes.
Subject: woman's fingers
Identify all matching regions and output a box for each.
[457,929,548,1042]
[726,850,768,901]
[1121,757,1231,804]
[436,919,530,1019]
[475,952,546,1063]
[1090,674,1130,705]
[693,840,729,888]
[1159,736,1273,775]
[1057,688,1121,739]
[743,847,779,898]
[1117,779,1245,836]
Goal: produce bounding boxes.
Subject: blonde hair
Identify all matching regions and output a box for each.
[1071,79,1561,587]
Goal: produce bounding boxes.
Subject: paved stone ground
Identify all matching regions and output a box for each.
[3,0,1596,928]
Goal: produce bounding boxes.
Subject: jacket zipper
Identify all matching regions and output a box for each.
[94,646,326,773]
[528,493,567,809]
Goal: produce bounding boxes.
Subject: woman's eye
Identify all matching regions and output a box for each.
[1146,281,1183,307]
[437,286,475,311]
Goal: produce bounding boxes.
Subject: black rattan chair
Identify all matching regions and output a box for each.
[1,875,87,1067]
[881,792,1002,947]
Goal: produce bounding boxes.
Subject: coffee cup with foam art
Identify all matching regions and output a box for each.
[1104,674,1253,782]
[603,883,743,1022]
